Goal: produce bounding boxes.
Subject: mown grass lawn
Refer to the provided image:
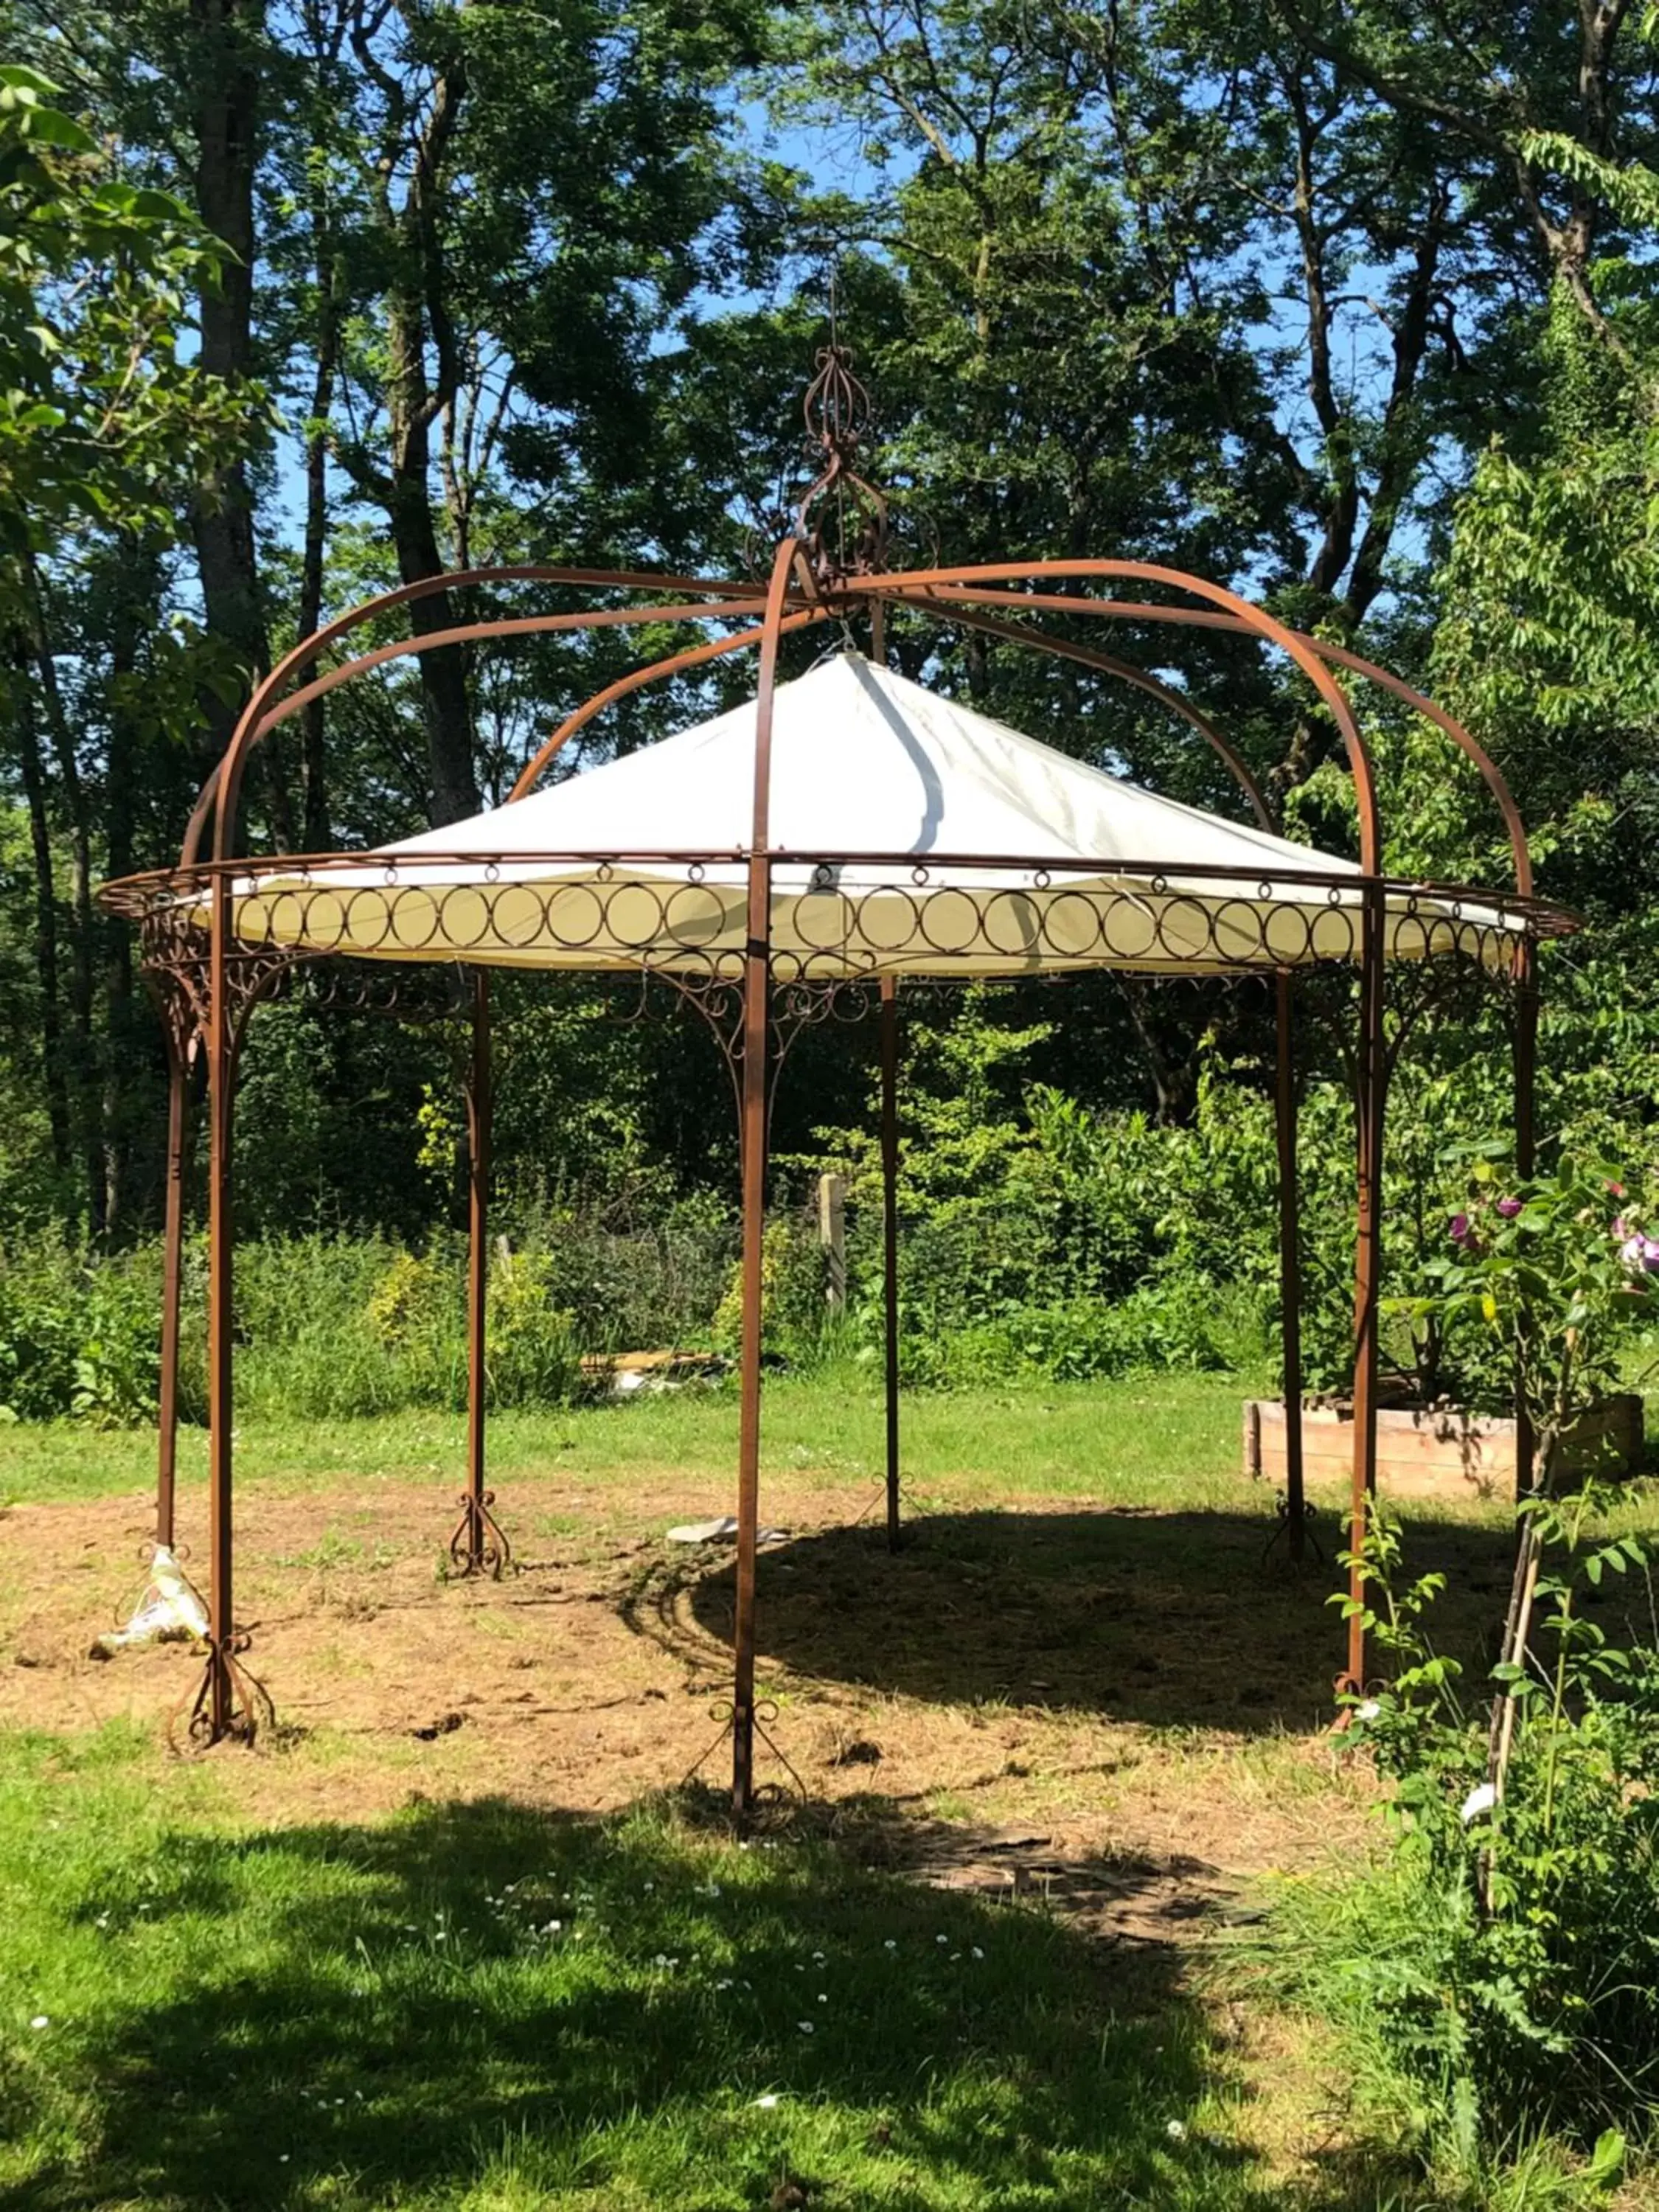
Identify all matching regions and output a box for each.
[0,1366,1264,1510]
[0,1728,1284,2212]
[2,1372,1657,2210]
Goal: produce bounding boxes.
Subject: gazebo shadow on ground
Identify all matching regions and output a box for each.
[681,1505,1532,1732]
[6,1790,1380,2212]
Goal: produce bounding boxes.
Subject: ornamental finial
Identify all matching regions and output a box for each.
[793,320,889,586]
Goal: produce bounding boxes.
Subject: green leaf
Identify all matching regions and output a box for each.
[13,105,97,153]
[1586,2128,1626,2185]
[0,64,63,94]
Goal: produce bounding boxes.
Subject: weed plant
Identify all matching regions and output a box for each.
[1273,1489,1659,2199]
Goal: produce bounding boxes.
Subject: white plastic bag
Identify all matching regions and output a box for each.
[90,1546,209,1659]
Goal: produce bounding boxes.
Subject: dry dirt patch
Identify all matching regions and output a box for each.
[0,1466,1382,1894]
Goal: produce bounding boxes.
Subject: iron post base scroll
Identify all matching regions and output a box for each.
[683,1694,805,1829]
[171,1633,275,1753]
[1262,1492,1324,1570]
[448,1488,514,1579]
[851,1479,914,1544]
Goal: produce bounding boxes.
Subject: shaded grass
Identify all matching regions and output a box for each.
[0,1725,1290,2212]
[684,1506,1532,1737]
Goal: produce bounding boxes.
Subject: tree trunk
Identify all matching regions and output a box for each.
[10,632,72,1186]
[383,41,476,830]
[189,0,276,815]
[341,20,476,827]
[297,195,343,850]
[389,400,479,827]
[1344,198,1444,625]
[1285,66,1360,608]
[100,544,159,1239]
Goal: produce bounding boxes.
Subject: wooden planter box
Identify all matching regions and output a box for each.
[1242,1392,1644,1503]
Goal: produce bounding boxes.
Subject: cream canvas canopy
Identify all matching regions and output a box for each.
[181,651,1521,978]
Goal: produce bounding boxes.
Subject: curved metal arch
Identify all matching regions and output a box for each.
[894,595,1276,834]
[251,597,787,751]
[853,562,1382,873]
[507,605,835,803]
[184,549,1534,897]
[895,585,1532,897]
[187,597,775,865]
[1290,639,1529,898]
[189,563,771,867]
[509,594,1273,830]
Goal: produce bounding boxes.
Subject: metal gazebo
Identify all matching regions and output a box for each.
[98,348,1574,1818]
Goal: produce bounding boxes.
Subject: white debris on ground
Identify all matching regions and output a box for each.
[581,1350,730,1398]
[665,1516,790,1546]
[89,1546,209,1660]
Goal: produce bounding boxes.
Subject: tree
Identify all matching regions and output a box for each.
[0,62,265,1231]
[1280,0,1659,358]
[0,63,255,563]
[187,0,272,810]
[321,0,768,826]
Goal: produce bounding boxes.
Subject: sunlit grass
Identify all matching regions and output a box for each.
[0,1366,1267,1509]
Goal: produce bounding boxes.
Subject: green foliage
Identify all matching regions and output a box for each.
[21,1017,1649,1425]
[0,1237,158,1424]
[776,0,1307,639]
[1433,292,1659,808]
[1321,1492,1659,2168]
[1394,1151,1656,1437]
[807,991,1286,1386]
[237,1234,581,1420]
[1304,1161,1659,2171]
[223,1234,449,1422]
[0,1230,582,1427]
[484,1246,577,1410]
[710,1214,833,1361]
[520,1190,737,1357]
[0,64,265,563]
[67,1270,161,1427]
[894,1282,1265,1389]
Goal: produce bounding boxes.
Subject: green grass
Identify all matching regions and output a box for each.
[0,1366,1267,1510]
[5,1373,1658,2208]
[0,1725,1287,2211]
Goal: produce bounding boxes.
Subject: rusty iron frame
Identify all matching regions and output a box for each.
[795,341,890,586]
[878,975,903,1552]
[1273,970,1307,1566]
[449,968,513,1580]
[143,956,198,1559]
[100,363,1570,1803]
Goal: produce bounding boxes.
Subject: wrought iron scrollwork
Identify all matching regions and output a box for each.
[795,341,890,587]
[448,1488,514,1580]
[293,958,474,1027]
[1262,1491,1324,1569]
[682,1694,805,1806]
[139,907,308,1072]
[114,856,1568,986]
[170,1634,276,1753]
[642,959,880,1131]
